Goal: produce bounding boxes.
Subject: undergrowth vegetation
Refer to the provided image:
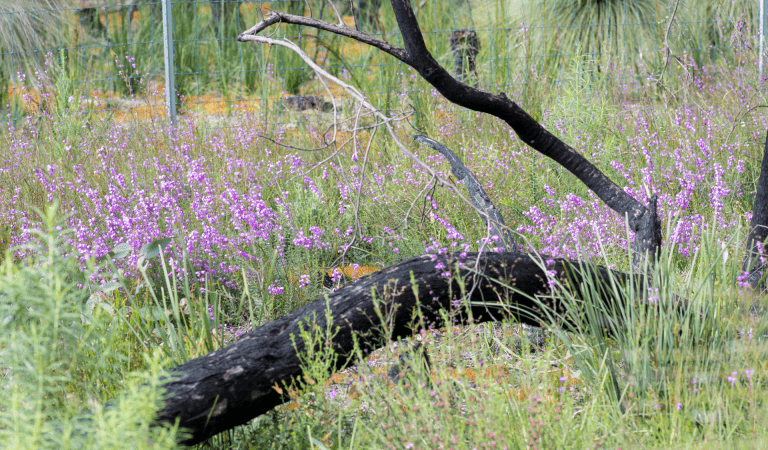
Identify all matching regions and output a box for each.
[3,2,768,448]
[1,0,759,121]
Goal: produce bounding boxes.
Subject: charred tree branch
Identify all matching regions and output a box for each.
[743,130,768,288]
[239,12,408,63]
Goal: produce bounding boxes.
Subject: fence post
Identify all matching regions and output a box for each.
[162,0,177,129]
[761,0,767,79]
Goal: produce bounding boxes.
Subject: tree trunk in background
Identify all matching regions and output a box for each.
[210,0,243,37]
[157,252,637,445]
[743,130,768,288]
[353,0,382,33]
[77,6,107,39]
[127,0,161,28]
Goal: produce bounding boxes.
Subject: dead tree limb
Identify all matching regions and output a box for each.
[414,135,517,251]
[237,1,661,268]
[157,252,635,445]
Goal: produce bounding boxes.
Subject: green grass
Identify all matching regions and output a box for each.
[2,1,768,448]
[0,206,185,447]
[1,0,755,123]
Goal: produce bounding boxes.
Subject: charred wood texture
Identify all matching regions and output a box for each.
[157,252,634,445]
[238,0,661,265]
[743,130,768,288]
[632,194,661,271]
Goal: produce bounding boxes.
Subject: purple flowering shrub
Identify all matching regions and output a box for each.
[2,117,287,289]
[0,48,765,305]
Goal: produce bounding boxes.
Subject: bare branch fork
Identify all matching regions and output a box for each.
[239,35,516,250]
[238,1,662,268]
[414,135,517,251]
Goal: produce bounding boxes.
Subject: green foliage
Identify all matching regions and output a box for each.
[2,0,761,123]
[0,1,72,79]
[0,205,184,448]
[2,2,768,447]
[106,234,253,368]
[278,45,312,96]
[522,222,768,444]
[675,0,759,69]
[0,52,9,110]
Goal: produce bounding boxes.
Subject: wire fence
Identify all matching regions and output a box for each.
[0,0,763,128]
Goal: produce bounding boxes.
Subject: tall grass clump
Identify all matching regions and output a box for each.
[462,0,761,86]
[0,1,74,78]
[0,205,184,448]
[1,0,72,121]
[533,218,768,446]
[674,0,759,70]
[461,0,655,83]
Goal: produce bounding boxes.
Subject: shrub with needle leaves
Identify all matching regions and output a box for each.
[0,205,183,449]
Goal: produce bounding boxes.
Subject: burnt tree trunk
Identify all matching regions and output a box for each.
[157,252,636,445]
[145,0,768,444]
[743,130,768,288]
[449,29,480,86]
[77,6,107,40]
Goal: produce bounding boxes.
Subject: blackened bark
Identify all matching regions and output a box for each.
[237,0,661,264]
[157,252,635,445]
[449,30,480,86]
[632,195,662,271]
[240,13,408,61]
[743,130,768,288]
[385,0,648,238]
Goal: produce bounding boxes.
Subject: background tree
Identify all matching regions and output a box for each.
[352,0,382,34]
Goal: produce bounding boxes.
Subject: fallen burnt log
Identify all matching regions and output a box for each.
[157,251,638,445]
